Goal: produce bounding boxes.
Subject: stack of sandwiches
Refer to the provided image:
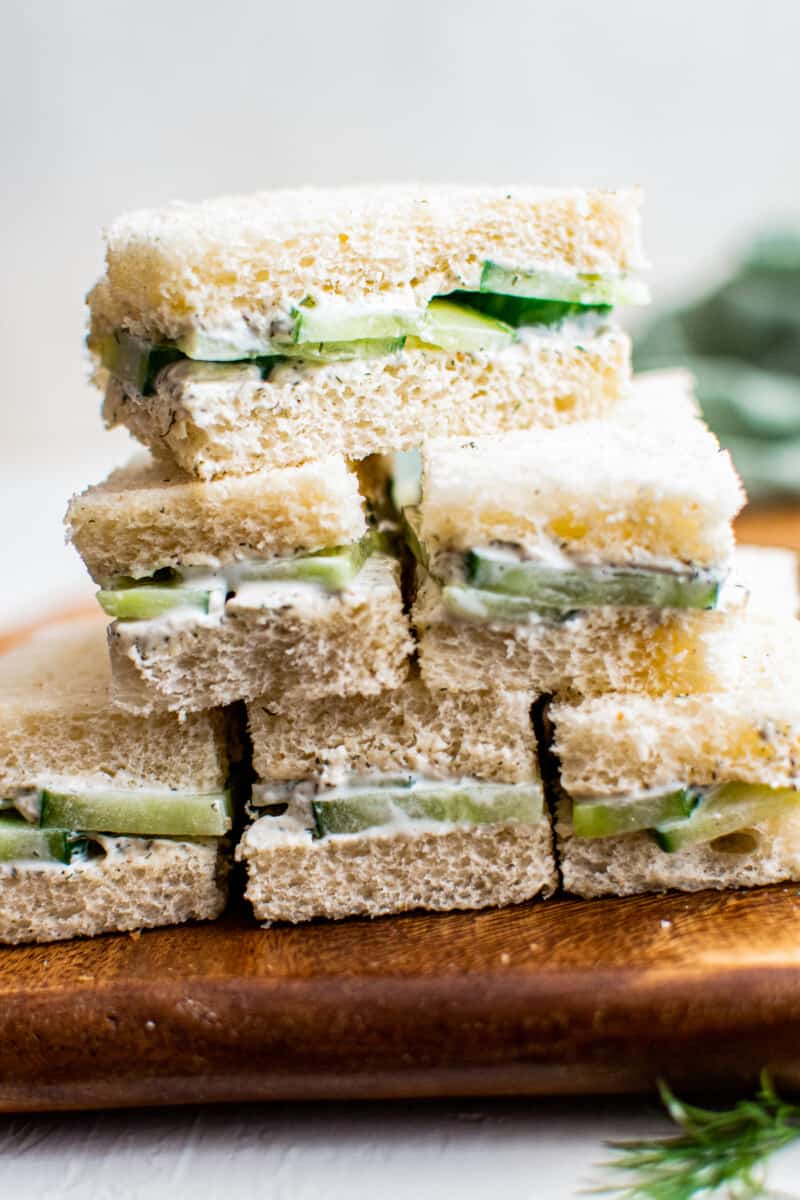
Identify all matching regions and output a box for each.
[2,183,799,943]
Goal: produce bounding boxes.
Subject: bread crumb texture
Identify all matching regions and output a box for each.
[102,330,630,477]
[247,676,538,784]
[0,837,227,944]
[89,185,645,344]
[67,452,365,583]
[0,621,227,793]
[420,372,744,565]
[108,555,413,715]
[239,819,556,922]
[556,794,800,897]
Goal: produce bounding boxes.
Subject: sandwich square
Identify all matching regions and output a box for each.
[551,622,800,897]
[67,453,413,715]
[238,676,556,921]
[0,621,231,944]
[89,184,646,476]
[410,372,747,700]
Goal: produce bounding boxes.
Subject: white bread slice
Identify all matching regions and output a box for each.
[419,371,744,568]
[414,569,745,699]
[239,819,555,923]
[551,623,800,796]
[248,676,537,786]
[553,625,800,897]
[103,326,631,480]
[88,184,645,346]
[0,837,227,944]
[108,554,412,716]
[0,620,228,793]
[555,793,800,897]
[67,452,366,586]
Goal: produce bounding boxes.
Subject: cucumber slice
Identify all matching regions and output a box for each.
[100,331,183,394]
[39,788,232,837]
[391,448,422,510]
[97,585,222,621]
[572,788,696,838]
[441,584,544,622]
[236,533,378,590]
[653,782,800,852]
[0,814,80,864]
[418,299,514,354]
[480,262,650,307]
[312,780,543,837]
[176,330,271,361]
[292,303,419,345]
[447,291,610,328]
[466,552,722,612]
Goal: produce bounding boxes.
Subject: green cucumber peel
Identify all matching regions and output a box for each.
[418,299,515,354]
[480,261,650,307]
[39,788,233,838]
[0,814,87,865]
[311,780,543,837]
[448,291,610,328]
[97,585,221,621]
[99,533,383,617]
[653,781,800,852]
[571,788,697,839]
[292,304,418,345]
[236,530,381,590]
[99,331,183,395]
[465,553,722,612]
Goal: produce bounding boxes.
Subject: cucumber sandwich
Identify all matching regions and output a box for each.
[237,674,555,922]
[551,619,800,896]
[89,184,647,478]
[407,371,748,699]
[66,452,412,716]
[0,621,231,944]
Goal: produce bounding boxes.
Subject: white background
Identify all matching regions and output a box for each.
[3,1,800,1194]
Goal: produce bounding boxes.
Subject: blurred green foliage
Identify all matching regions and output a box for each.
[634,232,800,500]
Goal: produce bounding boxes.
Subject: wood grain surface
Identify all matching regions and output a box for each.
[1,506,799,1113]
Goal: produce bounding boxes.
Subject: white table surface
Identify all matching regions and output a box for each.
[3,466,800,1199]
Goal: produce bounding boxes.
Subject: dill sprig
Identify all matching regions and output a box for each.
[591,1072,800,1199]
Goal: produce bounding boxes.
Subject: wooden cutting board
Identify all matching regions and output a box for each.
[1,506,799,1114]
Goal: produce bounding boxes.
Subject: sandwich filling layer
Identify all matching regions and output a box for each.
[250,775,544,839]
[570,781,800,852]
[403,513,727,621]
[97,531,385,621]
[97,266,646,393]
[0,785,232,865]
